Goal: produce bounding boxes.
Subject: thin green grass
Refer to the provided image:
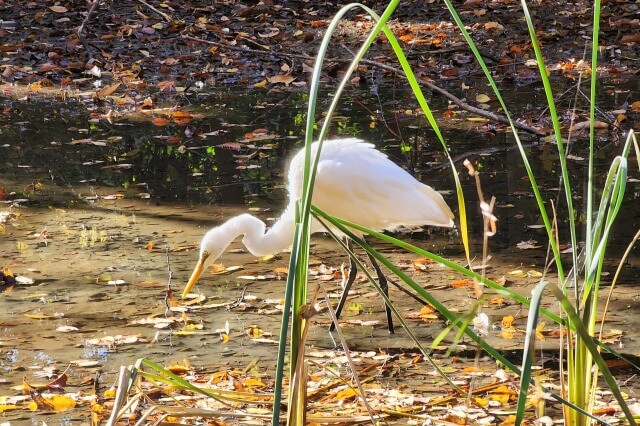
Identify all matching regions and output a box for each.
[107,2,639,424]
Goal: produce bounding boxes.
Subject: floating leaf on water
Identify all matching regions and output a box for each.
[501,315,515,328]
[173,330,198,336]
[71,359,101,368]
[345,320,381,327]
[527,270,543,278]
[97,82,120,98]
[14,275,35,285]
[44,394,76,411]
[25,313,54,320]
[207,263,227,275]
[266,74,295,86]
[507,269,527,277]
[500,329,516,340]
[152,117,170,126]
[476,93,491,103]
[516,240,541,249]
[247,326,264,338]
[56,326,79,333]
[101,194,125,200]
[451,279,474,288]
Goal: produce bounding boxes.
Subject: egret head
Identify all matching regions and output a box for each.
[181,227,226,299]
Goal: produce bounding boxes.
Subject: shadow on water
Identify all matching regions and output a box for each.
[1,84,639,422]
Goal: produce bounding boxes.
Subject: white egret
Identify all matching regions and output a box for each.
[182,138,454,333]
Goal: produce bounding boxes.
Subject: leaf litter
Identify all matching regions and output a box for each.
[0,0,639,422]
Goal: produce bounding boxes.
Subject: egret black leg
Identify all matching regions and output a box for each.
[329,240,395,334]
[367,253,394,334]
[329,253,357,331]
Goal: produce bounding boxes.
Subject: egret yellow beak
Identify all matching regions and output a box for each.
[181,253,209,299]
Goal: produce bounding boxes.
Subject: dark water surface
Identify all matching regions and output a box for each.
[1,86,639,423]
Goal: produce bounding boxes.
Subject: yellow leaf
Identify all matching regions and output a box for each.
[91,402,105,414]
[103,388,117,399]
[173,330,197,336]
[476,93,491,103]
[247,326,263,338]
[335,387,359,401]
[167,365,190,375]
[501,328,516,339]
[0,404,20,413]
[500,414,517,426]
[97,82,121,98]
[535,322,546,340]
[220,332,230,343]
[473,396,489,407]
[208,263,227,275]
[527,270,543,278]
[253,79,267,88]
[243,377,266,388]
[420,305,435,315]
[502,315,514,327]
[49,395,76,411]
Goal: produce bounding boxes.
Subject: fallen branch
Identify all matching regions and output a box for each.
[182,34,546,137]
[77,0,106,60]
[138,0,172,22]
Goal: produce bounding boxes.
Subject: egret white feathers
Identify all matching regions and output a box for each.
[182,138,454,298]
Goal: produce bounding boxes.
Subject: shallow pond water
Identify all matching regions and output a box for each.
[1,86,639,423]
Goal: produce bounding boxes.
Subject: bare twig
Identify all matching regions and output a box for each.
[77,0,106,60]
[138,0,172,22]
[164,245,172,316]
[77,0,101,36]
[182,34,546,136]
